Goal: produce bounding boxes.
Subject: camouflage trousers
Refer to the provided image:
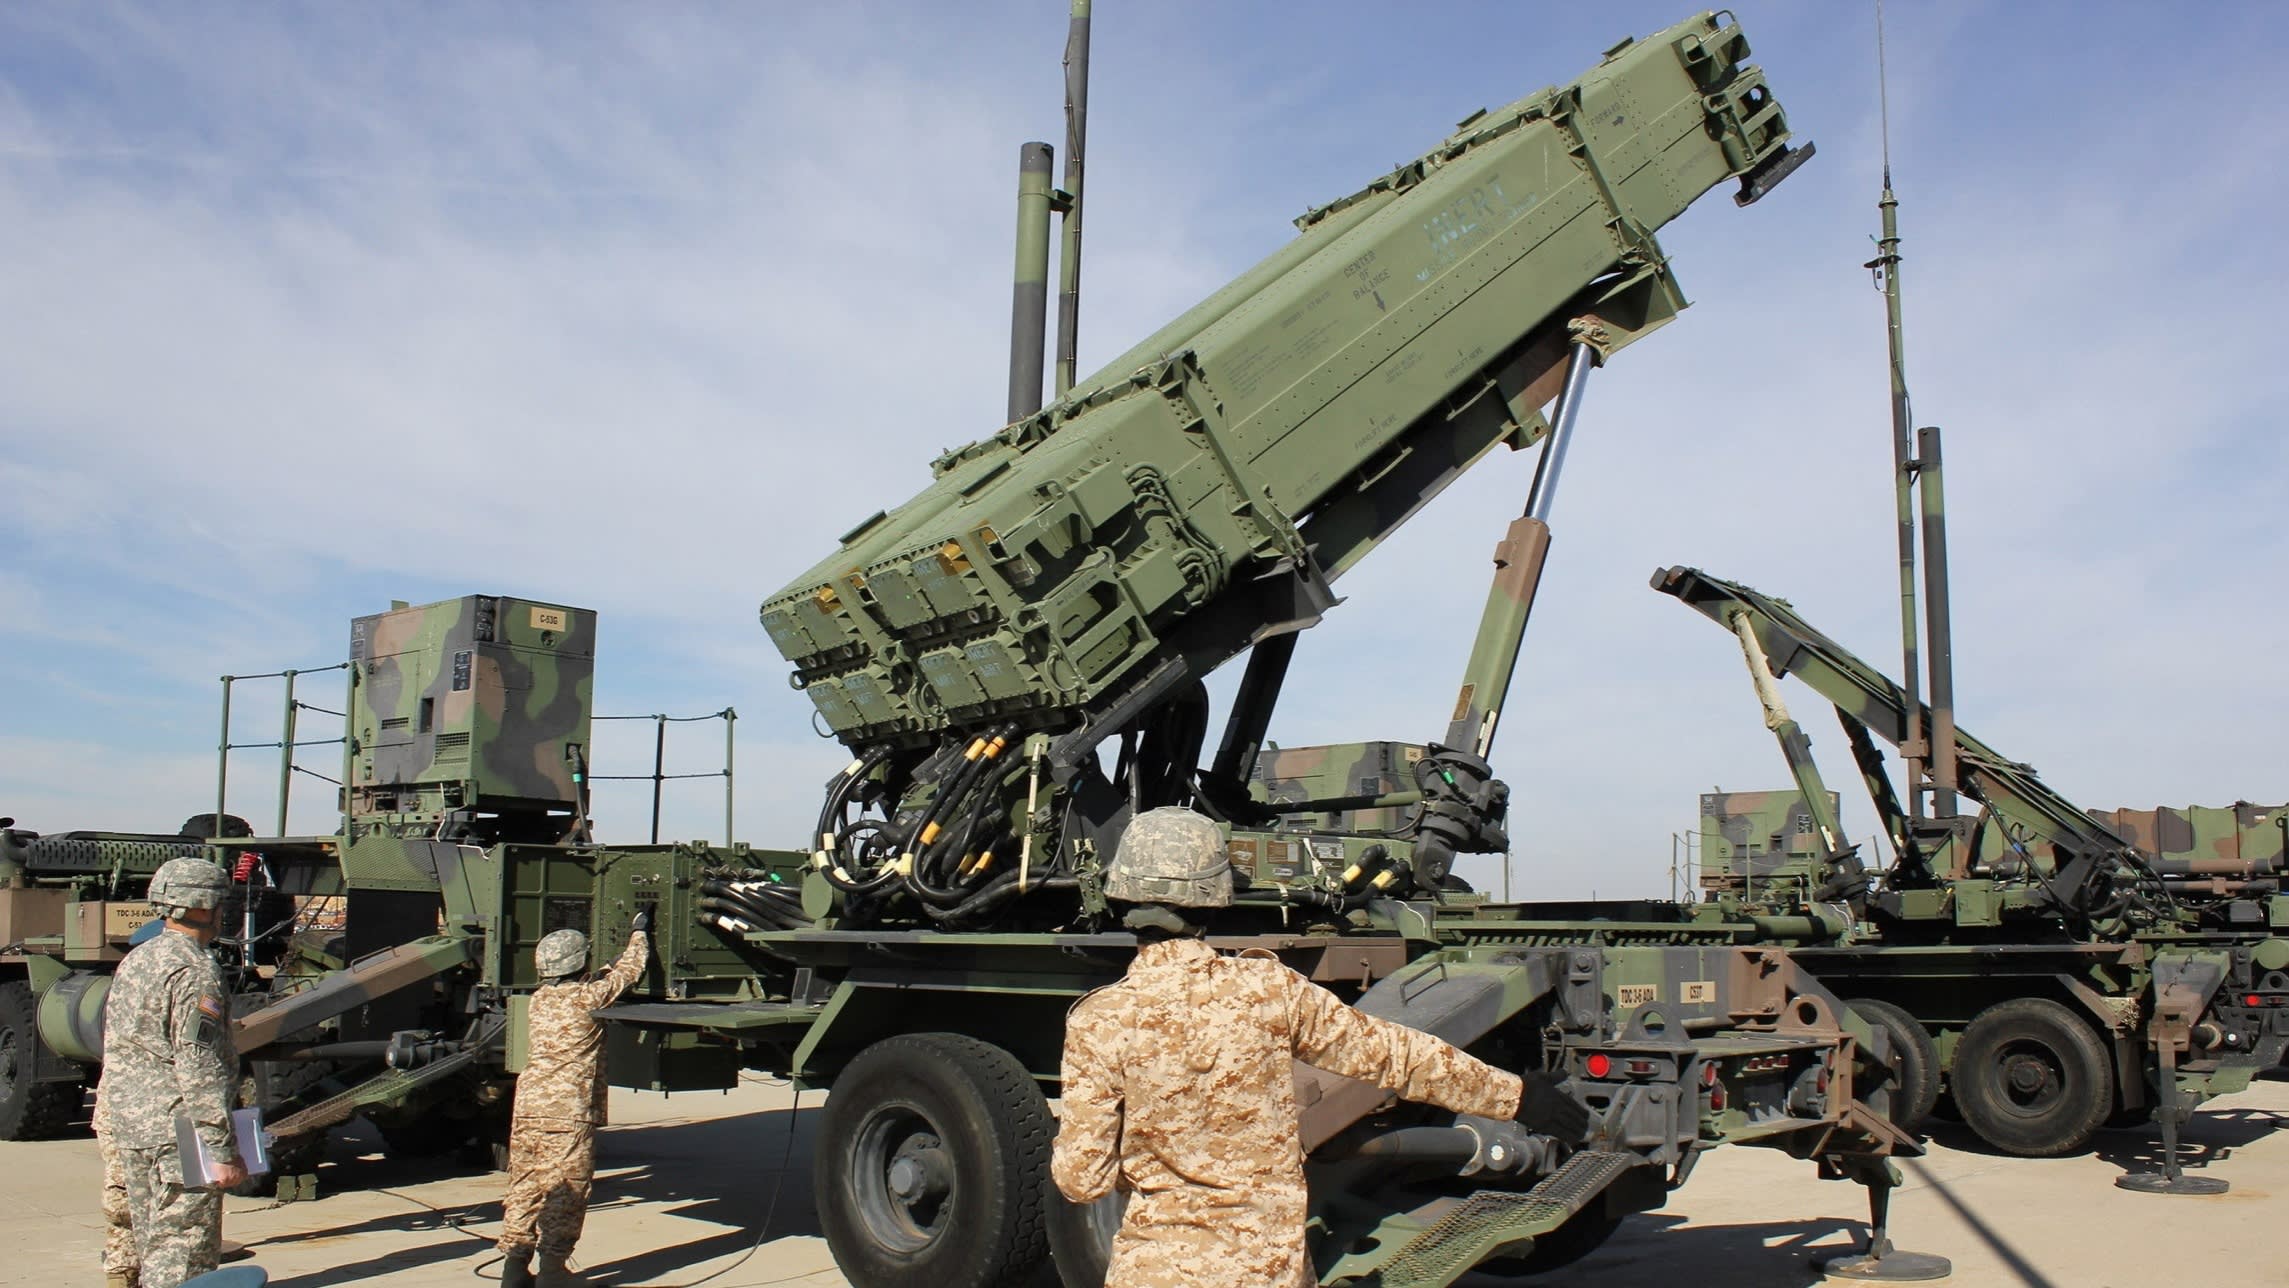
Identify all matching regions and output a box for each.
[118,1144,222,1288]
[100,1123,138,1278]
[498,1123,598,1258]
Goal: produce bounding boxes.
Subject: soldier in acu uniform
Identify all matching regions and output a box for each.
[100,858,245,1288]
[1052,807,1591,1288]
[497,913,651,1288]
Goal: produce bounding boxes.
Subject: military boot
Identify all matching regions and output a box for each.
[535,1250,584,1287]
[500,1249,536,1288]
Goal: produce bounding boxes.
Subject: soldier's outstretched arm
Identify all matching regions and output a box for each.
[168,966,241,1164]
[580,930,651,1007]
[1280,966,1523,1120]
[1050,1008,1123,1203]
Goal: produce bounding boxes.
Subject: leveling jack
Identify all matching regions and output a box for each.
[1813,1175,1951,1282]
[2114,1044,2229,1196]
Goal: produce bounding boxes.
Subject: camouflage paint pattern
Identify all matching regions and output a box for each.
[1251,742,1426,833]
[1052,936,1521,1287]
[99,928,237,1288]
[2090,803,2286,878]
[1699,789,1841,896]
[347,595,595,825]
[94,1089,138,1281]
[499,930,648,1261]
[761,14,1799,755]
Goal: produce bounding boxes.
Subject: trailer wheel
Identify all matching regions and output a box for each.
[1954,998,2113,1157]
[1846,998,1941,1131]
[817,1033,1052,1288]
[1045,1189,1126,1287]
[0,981,82,1140]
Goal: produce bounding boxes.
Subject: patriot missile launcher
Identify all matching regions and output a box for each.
[761,12,1812,923]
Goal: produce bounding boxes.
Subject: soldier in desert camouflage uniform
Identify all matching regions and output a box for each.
[100,857,245,1288]
[1052,807,1590,1287]
[497,913,651,1288]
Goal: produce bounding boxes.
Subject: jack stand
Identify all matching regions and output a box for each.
[1814,1178,1951,1282]
[2115,1050,2228,1196]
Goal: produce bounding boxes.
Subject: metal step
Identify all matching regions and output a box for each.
[1373,1150,1638,1286]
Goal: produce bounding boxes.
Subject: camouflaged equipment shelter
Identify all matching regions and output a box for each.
[2088,803,2287,884]
[1698,789,1840,896]
[347,596,595,830]
[1251,742,1426,833]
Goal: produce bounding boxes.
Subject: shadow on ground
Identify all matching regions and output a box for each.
[1457,1212,1863,1288]
[247,1102,825,1288]
[2091,1107,2285,1178]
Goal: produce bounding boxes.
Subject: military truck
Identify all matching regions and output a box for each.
[1656,567,2289,1178]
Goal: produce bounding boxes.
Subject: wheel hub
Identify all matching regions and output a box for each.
[2005,1055,2054,1097]
[886,1144,950,1203]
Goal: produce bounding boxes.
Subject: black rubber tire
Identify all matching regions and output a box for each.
[180,813,255,840]
[1954,997,2114,1157]
[817,1033,1053,1288]
[1847,998,1942,1131]
[1045,1189,1126,1287]
[1474,1208,1626,1277]
[0,980,82,1140]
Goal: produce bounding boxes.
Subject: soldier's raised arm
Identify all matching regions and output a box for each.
[1050,1001,1124,1204]
[167,964,240,1165]
[577,929,650,1009]
[1278,964,1523,1121]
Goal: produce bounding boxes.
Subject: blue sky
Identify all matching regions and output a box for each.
[3,2,2282,898]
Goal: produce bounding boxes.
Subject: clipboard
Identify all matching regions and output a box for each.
[173,1108,272,1187]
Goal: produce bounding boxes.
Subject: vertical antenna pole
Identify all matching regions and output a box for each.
[1872,0,1925,819]
[1052,0,1091,396]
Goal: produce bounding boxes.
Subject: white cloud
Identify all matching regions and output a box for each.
[2,2,2284,903]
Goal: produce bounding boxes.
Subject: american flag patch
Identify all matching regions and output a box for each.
[197,993,223,1020]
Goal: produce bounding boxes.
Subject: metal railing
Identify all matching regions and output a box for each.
[213,669,737,845]
[590,708,737,844]
[215,665,352,836]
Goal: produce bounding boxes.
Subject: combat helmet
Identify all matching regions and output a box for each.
[535,929,590,980]
[1104,807,1232,908]
[148,856,230,921]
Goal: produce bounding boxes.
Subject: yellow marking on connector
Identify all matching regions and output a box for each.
[811,851,831,870]
[893,854,915,877]
[832,866,854,883]
[1341,864,1364,885]
[964,738,987,761]
[1371,869,1399,890]
[984,735,1008,758]
[820,832,836,851]
[971,850,995,876]
[843,760,864,776]
[920,821,943,845]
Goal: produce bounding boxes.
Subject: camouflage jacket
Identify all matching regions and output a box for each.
[1051,937,1523,1286]
[100,927,239,1160]
[513,931,648,1130]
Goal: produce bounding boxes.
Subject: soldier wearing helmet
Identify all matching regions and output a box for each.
[498,911,652,1288]
[1051,807,1590,1287]
[99,857,243,1288]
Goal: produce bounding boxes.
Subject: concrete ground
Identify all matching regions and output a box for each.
[7,1080,2283,1287]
